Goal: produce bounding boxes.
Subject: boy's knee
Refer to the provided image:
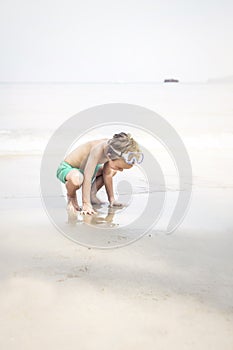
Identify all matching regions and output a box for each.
[66,170,83,186]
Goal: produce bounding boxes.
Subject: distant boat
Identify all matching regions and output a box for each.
[164,79,179,83]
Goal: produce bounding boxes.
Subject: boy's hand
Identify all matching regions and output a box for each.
[109,199,123,208]
[81,203,97,215]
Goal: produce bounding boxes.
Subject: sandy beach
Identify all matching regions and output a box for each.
[1,83,233,349]
[1,156,233,349]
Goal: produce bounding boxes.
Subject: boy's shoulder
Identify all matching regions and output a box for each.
[89,138,109,162]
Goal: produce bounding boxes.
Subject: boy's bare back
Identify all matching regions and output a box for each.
[64,138,108,170]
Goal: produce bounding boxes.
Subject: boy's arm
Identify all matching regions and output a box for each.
[102,163,115,203]
[103,163,123,207]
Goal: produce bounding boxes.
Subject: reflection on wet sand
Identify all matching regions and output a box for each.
[67,204,124,227]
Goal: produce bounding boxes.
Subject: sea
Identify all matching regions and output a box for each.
[0,82,233,154]
[1,82,232,182]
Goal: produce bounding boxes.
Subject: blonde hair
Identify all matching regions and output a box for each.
[107,132,141,160]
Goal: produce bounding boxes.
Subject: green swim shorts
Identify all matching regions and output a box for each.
[56,160,102,184]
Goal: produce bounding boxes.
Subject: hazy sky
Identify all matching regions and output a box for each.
[1,0,233,82]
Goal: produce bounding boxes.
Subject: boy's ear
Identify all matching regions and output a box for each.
[106,153,111,160]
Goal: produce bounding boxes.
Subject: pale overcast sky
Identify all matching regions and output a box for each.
[0,0,233,82]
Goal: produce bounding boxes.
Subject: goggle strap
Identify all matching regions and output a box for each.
[108,144,122,156]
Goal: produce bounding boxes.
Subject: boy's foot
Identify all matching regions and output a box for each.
[67,201,78,223]
[67,203,78,224]
[67,195,80,211]
[90,194,106,205]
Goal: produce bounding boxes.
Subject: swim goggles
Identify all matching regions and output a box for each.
[122,151,144,165]
[108,144,144,164]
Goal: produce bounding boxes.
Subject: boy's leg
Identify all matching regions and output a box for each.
[65,169,84,211]
[90,175,105,204]
[91,167,117,204]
